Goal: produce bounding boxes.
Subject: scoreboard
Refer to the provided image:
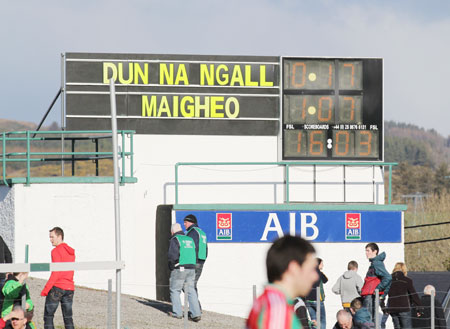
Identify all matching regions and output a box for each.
[281,58,382,161]
[64,53,383,161]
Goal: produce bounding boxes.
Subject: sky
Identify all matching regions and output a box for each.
[1,0,449,136]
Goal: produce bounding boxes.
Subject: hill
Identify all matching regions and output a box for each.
[385,121,450,167]
[0,118,37,132]
[0,119,60,133]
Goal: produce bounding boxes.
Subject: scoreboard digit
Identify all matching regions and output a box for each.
[281,58,383,161]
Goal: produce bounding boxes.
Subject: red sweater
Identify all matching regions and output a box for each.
[41,243,75,296]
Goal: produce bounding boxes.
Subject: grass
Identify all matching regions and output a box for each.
[404,191,450,271]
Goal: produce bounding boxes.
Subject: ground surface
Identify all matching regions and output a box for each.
[27,277,246,329]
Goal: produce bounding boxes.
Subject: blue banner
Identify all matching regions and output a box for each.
[175,210,402,243]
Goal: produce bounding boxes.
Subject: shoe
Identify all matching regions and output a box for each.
[168,312,182,319]
[190,316,201,322]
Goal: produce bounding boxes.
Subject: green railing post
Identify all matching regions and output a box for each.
[285,164,290,204]
[25,244,29,263]
[388,165,393,204]
[129,133,134,178]
[120,131,125,186]
[2,132,8,186]
[26,131,30,186]
[175,164,179,205]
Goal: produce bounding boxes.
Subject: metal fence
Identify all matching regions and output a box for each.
[0,130,135,186]
[175,161,399,205]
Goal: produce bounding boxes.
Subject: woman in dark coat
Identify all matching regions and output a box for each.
[386,262,421,329]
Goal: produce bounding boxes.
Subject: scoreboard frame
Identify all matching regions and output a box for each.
[63,52,384,162]
[278,56,384,162]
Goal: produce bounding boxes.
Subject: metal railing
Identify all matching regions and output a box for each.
[175,161,398,205]
[0,130,135,186]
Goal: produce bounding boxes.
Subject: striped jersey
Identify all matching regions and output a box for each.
[246,284,302,329]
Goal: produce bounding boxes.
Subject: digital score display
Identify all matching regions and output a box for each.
[282,58,383,160]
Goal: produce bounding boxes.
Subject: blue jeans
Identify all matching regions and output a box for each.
[169,268,201,318]
[391,311,412,329]
[306,300,326,329]
[44,286,74,329]
[363,295,376,321]
[381,312,389,329]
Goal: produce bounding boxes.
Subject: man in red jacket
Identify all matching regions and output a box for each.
[41,227,75,329]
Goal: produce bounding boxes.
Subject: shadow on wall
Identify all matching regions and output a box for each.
[0,186,14,260]
[155,204,173,302]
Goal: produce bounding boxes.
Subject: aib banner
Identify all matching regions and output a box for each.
[175,210,402,243]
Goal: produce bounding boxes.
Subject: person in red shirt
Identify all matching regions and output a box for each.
[246,236,318,329]
[41,227,75,329]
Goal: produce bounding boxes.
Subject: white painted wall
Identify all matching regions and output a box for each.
[4,134,402,324]
[199,242,404,321]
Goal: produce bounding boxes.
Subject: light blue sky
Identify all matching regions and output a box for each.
[1,0,449,136]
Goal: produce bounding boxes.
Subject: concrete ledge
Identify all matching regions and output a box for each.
[2,176,137,185]
[174,203,408,211]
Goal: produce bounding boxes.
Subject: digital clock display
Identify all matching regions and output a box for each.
[282,57,382,160]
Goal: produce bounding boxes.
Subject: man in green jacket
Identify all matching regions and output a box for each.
[167,223,201,322]
[183,215,208,297]
[1,273,33,318]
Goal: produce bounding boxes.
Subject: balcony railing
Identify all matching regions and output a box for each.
[0,130,135,186]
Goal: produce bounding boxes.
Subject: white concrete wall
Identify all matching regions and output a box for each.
[198,242,404,321]
[6,134,401,322]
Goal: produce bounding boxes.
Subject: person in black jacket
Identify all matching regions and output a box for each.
[295,297,311,329]
[386,262,421,329]
[0,237,12,286]
[305,258,328,329]
[0,236,12,315]
[414,285,447,329]
[183,215,208,297]
[333,310,355,329]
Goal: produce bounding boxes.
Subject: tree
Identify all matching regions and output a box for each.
[434,163,450,196]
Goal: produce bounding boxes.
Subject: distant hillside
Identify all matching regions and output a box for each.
[385,121,450,167]
[0,119,37,132]
[0,119,59,132]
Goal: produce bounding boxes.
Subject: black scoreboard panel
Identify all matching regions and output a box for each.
[64,53,280,135]
[282,58,383,161]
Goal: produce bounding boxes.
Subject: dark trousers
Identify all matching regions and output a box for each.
[195,263,204,311]
[44,287,74,329]
[194,263,204,293]
[391,311,412,329]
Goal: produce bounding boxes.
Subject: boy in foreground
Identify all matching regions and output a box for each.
[246,236,318,329]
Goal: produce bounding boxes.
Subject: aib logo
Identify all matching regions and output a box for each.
[345,213,361,240]
[216,213,232,240]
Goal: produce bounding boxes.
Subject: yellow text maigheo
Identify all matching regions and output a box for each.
[142,95,239,118]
